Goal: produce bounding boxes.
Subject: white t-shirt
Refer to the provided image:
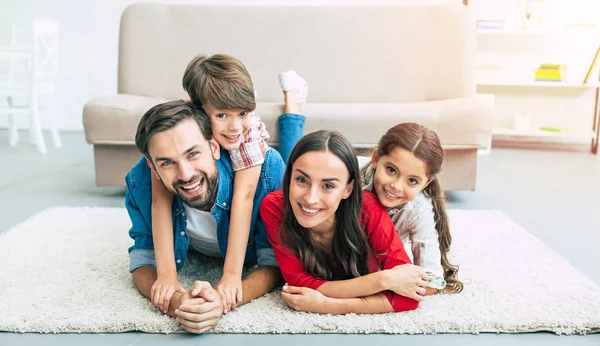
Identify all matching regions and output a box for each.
[183,204,222,258]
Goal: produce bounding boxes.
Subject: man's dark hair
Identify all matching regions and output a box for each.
[135,100,212,158]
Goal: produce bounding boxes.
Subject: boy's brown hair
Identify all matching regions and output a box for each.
[182,53,256,112]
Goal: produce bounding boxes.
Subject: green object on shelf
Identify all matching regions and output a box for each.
[539,126,562,132]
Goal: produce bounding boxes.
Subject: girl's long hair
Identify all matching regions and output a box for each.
[361,123,463,293]
[281,130,371,280]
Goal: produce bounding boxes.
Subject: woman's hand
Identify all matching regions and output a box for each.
[385,264,429,301]
[281,285,330,313]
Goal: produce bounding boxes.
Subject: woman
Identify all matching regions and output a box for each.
[259,130,429,314]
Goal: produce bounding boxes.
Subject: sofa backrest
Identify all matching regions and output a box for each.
[118,3,476,103]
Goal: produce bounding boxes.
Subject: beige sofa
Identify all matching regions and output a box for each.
[83,3,493,190]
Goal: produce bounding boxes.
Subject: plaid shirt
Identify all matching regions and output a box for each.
[229,112,270,171]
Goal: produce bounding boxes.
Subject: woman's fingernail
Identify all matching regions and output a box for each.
[283,286,288,291]
[180,306,185,311]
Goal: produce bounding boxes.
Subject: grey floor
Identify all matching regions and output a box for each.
[1,130,599,346]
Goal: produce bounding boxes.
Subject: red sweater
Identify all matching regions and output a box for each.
[260,190,419,312]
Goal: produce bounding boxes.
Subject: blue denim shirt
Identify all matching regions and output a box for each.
[125,148,285,272]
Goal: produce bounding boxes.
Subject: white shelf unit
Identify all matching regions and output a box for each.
[477,81,599,88]
[467,0,600,152]
[477,29,574,36]
[492,128,596,144]
[474,28,600,152]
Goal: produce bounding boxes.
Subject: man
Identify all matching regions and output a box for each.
[125,100,284,334]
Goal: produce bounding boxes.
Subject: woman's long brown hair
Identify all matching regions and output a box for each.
[281,130,371,280]
[362,123,463,293]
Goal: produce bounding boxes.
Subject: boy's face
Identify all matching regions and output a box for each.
[202,102,252,151]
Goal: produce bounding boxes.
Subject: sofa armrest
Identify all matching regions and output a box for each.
[83,94,167,145]
[434,93,494,148]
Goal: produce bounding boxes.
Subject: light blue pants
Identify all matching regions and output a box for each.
[277,113,305,163]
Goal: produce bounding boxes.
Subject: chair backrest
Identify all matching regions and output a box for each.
[5,24,18,83]
[32,19,59,82]
[0,23,33,90]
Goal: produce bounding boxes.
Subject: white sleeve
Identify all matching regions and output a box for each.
[404,197,447,290]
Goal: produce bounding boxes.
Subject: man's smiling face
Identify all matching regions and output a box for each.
[147,118,220,210]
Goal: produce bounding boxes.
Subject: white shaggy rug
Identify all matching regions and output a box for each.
[1,207,599,335]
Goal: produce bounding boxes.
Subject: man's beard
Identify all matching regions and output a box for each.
[162,165,218,211]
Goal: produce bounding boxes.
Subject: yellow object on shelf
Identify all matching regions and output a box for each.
[534,64,566,82]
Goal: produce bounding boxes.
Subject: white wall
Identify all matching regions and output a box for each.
[0,0,461,132]
[1,0,137,131]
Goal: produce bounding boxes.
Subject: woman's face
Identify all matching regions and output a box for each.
[288,150,353,234]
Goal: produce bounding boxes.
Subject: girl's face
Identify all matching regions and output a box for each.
[371,146,429,208]
[289,150,353,234]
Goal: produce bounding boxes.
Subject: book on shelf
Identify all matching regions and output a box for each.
[539,64,565,69]
[476,20,506,30]
[565,23,599,30]
[539,126,571,133]
[534,64,566,82]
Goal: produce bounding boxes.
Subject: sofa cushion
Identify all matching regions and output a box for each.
[83,94,492,148]
[261,95,493,148]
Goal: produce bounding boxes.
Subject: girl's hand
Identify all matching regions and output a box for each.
[216,273,243,314]
[151,273,186,313]
[386,264,429,301]
[281,285,329,313]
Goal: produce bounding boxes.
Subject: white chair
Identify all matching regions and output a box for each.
[0,24,31,148]
[4,24,18,84]
[0,19,61,153]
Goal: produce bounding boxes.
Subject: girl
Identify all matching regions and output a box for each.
[260,130,430,314]
[362,123,463,294]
